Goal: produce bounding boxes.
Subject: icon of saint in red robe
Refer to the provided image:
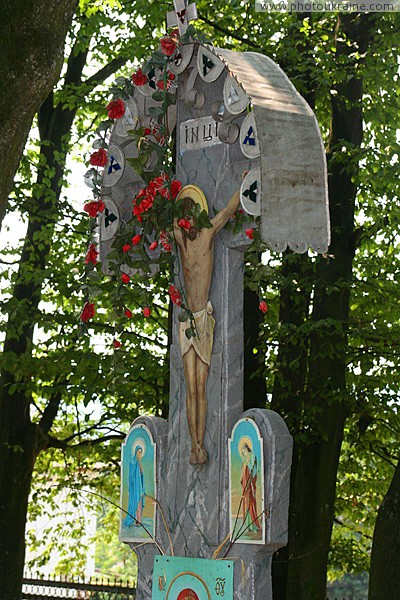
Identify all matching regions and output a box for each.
[240,440,262,535]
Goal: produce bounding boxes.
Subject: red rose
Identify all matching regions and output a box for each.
[149,241,158,251]
[159,186,171,199]
[80,302,95,322]
[152,128,165,146]
[160,36,178,56]
[85,243,98,265]
[147,182,156,196]
[113,339,121,349]
[156,71,176,91]
[133,205,143,218]
[153,173,168,192]
[259,300,268,314]
[143,306,151,318]
[168,284,182,306]
[106,98,126,119]
[89,148,108,167]
[141,197,153,211]
[178,218,191,230]
[131,68,147,86]
[151,174,180,200]
[84,200,105,217]
[122,244,131,253]
[144,127,151,135]
[131,234,141,246]
[121,273,130,284]
[151,126,168,146]
[124,308,133,318]
[171,179,182,199]
[160,231,172,252]
[245,228,254,240]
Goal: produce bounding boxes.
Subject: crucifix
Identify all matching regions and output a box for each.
[100,3,330,598]
[166,0,198,36]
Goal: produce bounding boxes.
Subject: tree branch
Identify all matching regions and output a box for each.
[198,15,262,51]
[61,420,115,444]
[47,433,124,450]
[90,321,168,347]
[39,386,65,435]
[369,445,397,468]
[334,517,373,540]
[85,56,129,90]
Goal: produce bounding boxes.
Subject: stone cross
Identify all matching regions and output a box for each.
[166,0,198,36]
[103,21,329,600]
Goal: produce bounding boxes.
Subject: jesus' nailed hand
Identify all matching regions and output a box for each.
[173,178,245,465]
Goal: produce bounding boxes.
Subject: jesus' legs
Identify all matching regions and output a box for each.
[182,347,198,464]
[195,355,209,464]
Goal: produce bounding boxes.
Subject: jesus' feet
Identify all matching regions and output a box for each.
[196,442,208,464]
[190,448,198,465]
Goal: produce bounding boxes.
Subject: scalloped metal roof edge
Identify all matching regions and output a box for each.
[202,44,331,255]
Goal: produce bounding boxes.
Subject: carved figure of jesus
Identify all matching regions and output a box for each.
[174,185,241,465]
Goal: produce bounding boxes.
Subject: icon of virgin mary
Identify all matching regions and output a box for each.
[124,441,145,527]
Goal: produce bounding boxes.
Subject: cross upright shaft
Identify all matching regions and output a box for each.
[163,53,249,555]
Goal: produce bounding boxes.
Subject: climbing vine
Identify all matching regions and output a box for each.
[80,25,265,348]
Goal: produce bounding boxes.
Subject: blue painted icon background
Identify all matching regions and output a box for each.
[120,425,155,541]
[152,555,234,600]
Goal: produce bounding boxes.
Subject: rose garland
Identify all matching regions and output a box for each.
[79,25,268,347]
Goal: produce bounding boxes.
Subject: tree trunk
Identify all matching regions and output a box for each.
[0,0,77,230]
[0,40,89,598]
[0,423,39,599]
[0,110,73,600]
[272,13,376,600]
[368,453,400,599]
[0,24,130,589]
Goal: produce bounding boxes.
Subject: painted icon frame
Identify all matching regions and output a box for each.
[120,422,156,543]
[228,417,265,545]
[152,555,234,600]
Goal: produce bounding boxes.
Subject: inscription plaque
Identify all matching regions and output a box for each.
[180,116,222,152]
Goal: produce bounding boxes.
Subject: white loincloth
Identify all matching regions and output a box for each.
[179,301,215,366]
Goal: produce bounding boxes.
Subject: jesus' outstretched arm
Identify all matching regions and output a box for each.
[210,190,241,235]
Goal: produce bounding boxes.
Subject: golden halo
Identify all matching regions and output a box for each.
[238,436,253,455]
[176,184,208,213]
[132,437,146,459]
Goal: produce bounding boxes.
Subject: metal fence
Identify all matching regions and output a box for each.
[21,576,363,600]
[22,577,135,600]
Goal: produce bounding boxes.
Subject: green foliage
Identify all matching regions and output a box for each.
[205,5,400,582]
[1,0,173,578]
[95,501,138,579]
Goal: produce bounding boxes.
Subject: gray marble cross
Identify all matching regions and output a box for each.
[116,3,330,593]
[128,49,293,600]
